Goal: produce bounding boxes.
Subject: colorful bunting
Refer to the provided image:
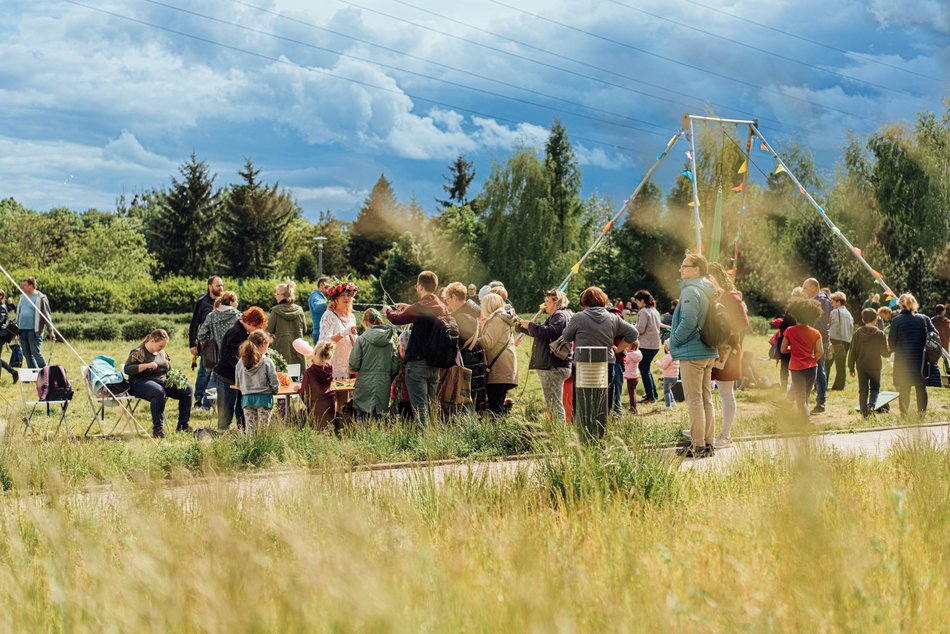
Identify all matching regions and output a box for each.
[685,150,693,161]
[681,170,694,183]
[602,221,614,233]
[799,187,806,195]
[570,262,580,275]
[687,201,698,207]
[731,183,744,193]
[774,164,786,175]
[760,142,768,151]
[851,246,862,257]
[738,160,748,174]
[871,269,883,281]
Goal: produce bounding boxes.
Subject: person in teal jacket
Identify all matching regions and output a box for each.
[670,253,719,459]
[348,308,401,421]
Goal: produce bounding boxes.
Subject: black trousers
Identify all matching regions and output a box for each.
[830,340,850,390]
[486,384,512,416]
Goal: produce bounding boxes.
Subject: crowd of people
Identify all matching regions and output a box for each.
[0,261,948,447]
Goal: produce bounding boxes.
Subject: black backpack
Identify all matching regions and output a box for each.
[700,298,732,348]
[37,365,74,402]
[422,314,461,368]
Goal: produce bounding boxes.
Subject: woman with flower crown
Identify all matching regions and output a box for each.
[318,281,359,379]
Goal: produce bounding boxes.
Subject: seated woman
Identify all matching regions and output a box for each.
[125,329,192,438]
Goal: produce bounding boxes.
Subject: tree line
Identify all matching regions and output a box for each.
[0,104,946,316]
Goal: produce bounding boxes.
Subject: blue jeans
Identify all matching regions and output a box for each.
[194,363,211,407]
[215,372,245,430]
[663,377,678,408]
[814,344,828,406]
[20,329,46,369]
[639,348,660,401]
[130,379,193,431]
[856,368,880,417]
[405,359,440,427]
[608,359,624,414]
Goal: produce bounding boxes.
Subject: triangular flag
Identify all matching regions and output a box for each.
[799,187,806,195]
[738,161,747,174]
[685,150,693,161]
[570,262,581,275]
[851,246,862,257]
[681,170,694,183]
[760,142,768,151]
[602,220,613,233]
[871,269,883,280]
[731,182,744,193]
[774,164,786,175]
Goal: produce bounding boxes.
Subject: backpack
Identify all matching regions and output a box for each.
[201,338,219,370]
[924,324,943,365]
[422,314,460,369]
[37,365,73,402]
[700,298,732,348]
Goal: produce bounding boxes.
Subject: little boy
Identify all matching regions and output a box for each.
[848,308,890,417]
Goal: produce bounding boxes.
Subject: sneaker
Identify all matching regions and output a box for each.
[714,437,731,449]
[681,429,691,439]
[810,404,825,414]
[195,405,212,413]
[152,428,165,439]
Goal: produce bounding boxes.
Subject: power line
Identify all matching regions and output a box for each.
[480,0,877,123]
[135,0,668,137]
[335,0,796,133]
[605,0,924,99]
[218,0,670,134]
[681,0,942,83]
[60,0,660,153]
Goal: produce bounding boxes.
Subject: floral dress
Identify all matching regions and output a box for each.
[319,309,357,379]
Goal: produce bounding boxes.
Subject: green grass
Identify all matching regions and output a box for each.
[0,333,948,490]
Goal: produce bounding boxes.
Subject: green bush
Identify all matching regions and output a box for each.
[53,313,190,341]
[134,276,206,313]
[747,315,772,336]
[37,272,130,313]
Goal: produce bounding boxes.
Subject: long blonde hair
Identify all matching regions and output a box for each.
[275,280,296,303]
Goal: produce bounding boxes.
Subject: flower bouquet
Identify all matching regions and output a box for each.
[164,368,189,391]
[266,348,292,387]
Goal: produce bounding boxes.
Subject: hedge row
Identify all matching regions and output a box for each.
[11,272,384,315]
[54,313,191,341]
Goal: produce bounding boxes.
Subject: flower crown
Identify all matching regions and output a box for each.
[326,281,359,299]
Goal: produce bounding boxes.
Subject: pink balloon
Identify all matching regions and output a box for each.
[293,338,314,357]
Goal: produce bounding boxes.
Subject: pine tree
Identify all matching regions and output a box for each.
[219,158,299,278]
[349,174,405,276]
[544,119,583,252]
[149,152,222,276]
[437,155,476,209]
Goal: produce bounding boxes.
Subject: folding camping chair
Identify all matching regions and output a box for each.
[80,366,140,437]
[18,367,72,436]
[277,363,302,418]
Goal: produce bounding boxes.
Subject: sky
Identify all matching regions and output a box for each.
[0,0,946,221]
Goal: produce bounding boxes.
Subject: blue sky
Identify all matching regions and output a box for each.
[0,0,946,221]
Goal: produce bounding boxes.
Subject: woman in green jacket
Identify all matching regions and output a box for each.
[349,309,400,421]
[267,281,308,369]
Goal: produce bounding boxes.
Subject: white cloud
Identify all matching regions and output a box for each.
[867,0,950,35]
[288,185,367,209]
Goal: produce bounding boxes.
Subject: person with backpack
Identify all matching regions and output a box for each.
[802,278,832,414]
[442,282,486,412]
[213,307,268,431]
[197,292,241,371]
[16,276,54,369]
[670,254,720,459]
[125,329,192,438]
[385,271,448,426]
[349,309,401,422]
[0,288,18,383]
[708,263,749,448]
[888,293,936,417]
[478,292,518,416]
[780,299,825,423]
[516,288,572,423]
[235,330,279,433]
[188,276,223,411]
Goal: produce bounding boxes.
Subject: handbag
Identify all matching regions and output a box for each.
[924,328,943,365]
[201,338,219,370]
[9,343,22,368]
[438,351,473,406]
[549,336,573,361]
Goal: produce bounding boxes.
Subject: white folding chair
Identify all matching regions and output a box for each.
[81,366,140,437]
[18,368,72,436]
[278,363,303,417]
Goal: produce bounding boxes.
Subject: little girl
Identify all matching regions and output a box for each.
[235,330,279,433]
[622,341,643,413]
[301,341,336,430]
[780,299,824,422]
[349,309,400,422]
[655,341,681,410]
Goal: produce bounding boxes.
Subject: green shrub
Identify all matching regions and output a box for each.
[747,315,772,336]
[39,273,130,313]
[134,276,206,313]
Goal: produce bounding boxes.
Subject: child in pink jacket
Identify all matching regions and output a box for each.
[622,341,643,413]
[655,341,680,410]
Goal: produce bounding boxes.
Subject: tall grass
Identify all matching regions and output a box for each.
[0,439,948,629]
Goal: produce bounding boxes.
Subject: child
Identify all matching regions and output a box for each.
[235,330,279,433]
[655,341,680,410]
[349,309,400,422]
[780,299,825,422]
[301,341,336,430]
[848,307,890,417]
[622,341,643,413]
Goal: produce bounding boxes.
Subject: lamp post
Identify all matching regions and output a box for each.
[315,236,327,278]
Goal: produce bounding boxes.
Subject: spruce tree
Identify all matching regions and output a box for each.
[544,120,583,252]
[437,155,476,209]
[349,174,405,276]
[219,158,298,278]
[149,152,222,276]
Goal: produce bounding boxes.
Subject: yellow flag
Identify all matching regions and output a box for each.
[570,262,580,275]
[774,164,786,175]
[738,160,747,174]
[687,201,698,207]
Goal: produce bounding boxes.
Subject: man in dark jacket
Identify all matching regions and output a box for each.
[189,275,223,410]
[385,271,447,427]
[931,304,950,374]
[803,278,832,414]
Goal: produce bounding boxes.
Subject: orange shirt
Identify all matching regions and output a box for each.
[785,325,821,371]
